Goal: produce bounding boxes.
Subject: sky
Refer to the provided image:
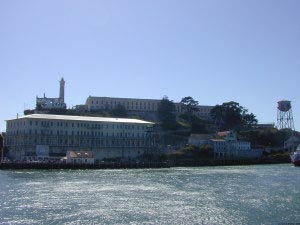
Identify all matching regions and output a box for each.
[0,0,300,131]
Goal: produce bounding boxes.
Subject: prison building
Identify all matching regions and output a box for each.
[5,114,155,161]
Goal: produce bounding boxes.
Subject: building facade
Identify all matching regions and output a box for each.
[36,78,66,110]
[5,114,155,161]
[188,131,262,159]
[85,96,213,121]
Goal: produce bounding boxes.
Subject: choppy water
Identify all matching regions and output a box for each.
[0,164,299,225]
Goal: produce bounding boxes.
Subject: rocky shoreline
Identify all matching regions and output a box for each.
[0,155,291,170]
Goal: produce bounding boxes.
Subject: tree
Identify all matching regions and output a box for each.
[180,96,199,124]
[110,104,128,117]
[210,101,257,131]
[181,96,199,114]
[239,128,295,148]
[179,114,209,133]
[190,116,209,133]
[24,109,35,115]
[36,102,42,111]
[200,144,213,158]
[157,96,177,130]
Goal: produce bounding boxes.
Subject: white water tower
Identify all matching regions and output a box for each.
[277,100,295,130]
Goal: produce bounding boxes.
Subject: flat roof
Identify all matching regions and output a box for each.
[6,114,154,124]
[88,96,162,102]
[210,139,226,142]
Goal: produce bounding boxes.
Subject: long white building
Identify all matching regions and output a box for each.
[5,114,155,161]
[85,96,213,121]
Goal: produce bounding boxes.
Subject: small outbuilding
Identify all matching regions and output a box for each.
[66,151,94,165]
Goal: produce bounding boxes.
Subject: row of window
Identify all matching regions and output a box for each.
[8,120,148,131]
[7,121,26,128]
[91,99,158,107]
[90,105,158,111]
[90,100,184,113]
[6,137,148,147]
[7,129,147,138]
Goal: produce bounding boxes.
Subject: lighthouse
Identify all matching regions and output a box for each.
[59,77,65,103]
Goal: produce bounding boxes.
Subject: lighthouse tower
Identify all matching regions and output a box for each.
[59,77,65,103]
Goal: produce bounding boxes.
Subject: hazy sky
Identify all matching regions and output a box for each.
[1,0,300,131]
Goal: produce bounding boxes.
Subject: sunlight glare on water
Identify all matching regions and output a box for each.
[0,164,299,225]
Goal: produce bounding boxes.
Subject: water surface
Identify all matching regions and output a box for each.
[0,164,299,224]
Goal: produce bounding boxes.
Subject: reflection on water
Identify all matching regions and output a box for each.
[0,164,299,225]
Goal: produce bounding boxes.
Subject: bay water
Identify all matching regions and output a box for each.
[0,164,299,224]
